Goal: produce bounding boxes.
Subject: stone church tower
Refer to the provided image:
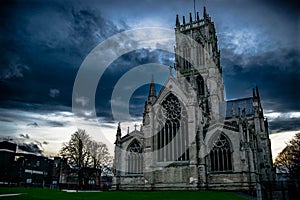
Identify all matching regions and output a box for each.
[113,7,274,190]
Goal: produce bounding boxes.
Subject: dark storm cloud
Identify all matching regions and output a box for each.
[0,135,44,155]
[0,107,69,129]
[269,118,300,132]
[0,0,299,132]
[0,0,123,112]
[18,143,43,154]
[95,49,174,120]
[222,47,300,112]
[210,0,299,110]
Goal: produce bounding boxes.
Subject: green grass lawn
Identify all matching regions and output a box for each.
[0,187,247,200]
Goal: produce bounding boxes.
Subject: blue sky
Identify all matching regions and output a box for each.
[0,0,299,157]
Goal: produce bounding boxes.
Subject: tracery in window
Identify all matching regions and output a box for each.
[126,140,143,174]
[157,93,189,162]
[161,94,181,120]
[209,134,232,172]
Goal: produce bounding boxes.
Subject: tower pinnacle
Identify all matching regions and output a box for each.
[193,0,196,20]
[176,14,180,27]
[148,75,157,105]
[115,122,122,145]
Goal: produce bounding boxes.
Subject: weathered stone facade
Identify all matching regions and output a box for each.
[113,7,275,191]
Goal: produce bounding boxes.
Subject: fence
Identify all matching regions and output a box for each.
[260,179,299,200]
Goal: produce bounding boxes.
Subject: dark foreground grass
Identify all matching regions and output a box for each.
[0,187,247,200]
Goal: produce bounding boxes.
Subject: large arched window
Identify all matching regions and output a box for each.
[156,93,189,162]
[209,134,232,172]
[126,140,143,174]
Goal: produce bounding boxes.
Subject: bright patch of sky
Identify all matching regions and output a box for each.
[220,28,271,56]
[270,131,299,161]
[265,112,300,121]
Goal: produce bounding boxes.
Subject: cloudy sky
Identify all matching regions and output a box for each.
[0,0,299,158]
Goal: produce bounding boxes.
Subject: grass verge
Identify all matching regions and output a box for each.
[0,187,247,200]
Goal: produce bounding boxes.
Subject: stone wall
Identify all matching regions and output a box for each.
[112,176,145,190]
[207,173,255,190]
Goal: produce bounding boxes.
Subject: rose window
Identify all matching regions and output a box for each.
[161,94,181,120]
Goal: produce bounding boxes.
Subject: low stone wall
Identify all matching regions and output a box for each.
[112,176,145,190]
[207,173,253,190]
[152,167,190,184]
[112,170,256,191]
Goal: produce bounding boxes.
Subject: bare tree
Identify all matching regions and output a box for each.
[88,140,112,168]
[60,129,112,168]
[60,129,91,168]
[274,145,294,174]
[60,129,113,189]
[274,133,300,178]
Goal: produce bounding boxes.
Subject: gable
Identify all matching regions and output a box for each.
[154,76,194,107]
[120,130,143,143]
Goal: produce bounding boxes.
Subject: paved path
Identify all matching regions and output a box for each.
[62,189,102,192]
[0,193,22,197]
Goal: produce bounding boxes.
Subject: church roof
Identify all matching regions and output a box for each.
[225,97,254,118]
[120,129,143,143]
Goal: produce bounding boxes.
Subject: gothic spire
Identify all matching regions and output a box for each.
[148,75,157,105]
[256,85,263,114]
[256,85,260,100]
[253,85,261,106]
[203,6,209,21]
[115,122,121,145]
[193,0,196,20]
[203,6,207,17]
[253,88,256,98]
[176,14,180,27]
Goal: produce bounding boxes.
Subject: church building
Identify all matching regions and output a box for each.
[113,7,274,190]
